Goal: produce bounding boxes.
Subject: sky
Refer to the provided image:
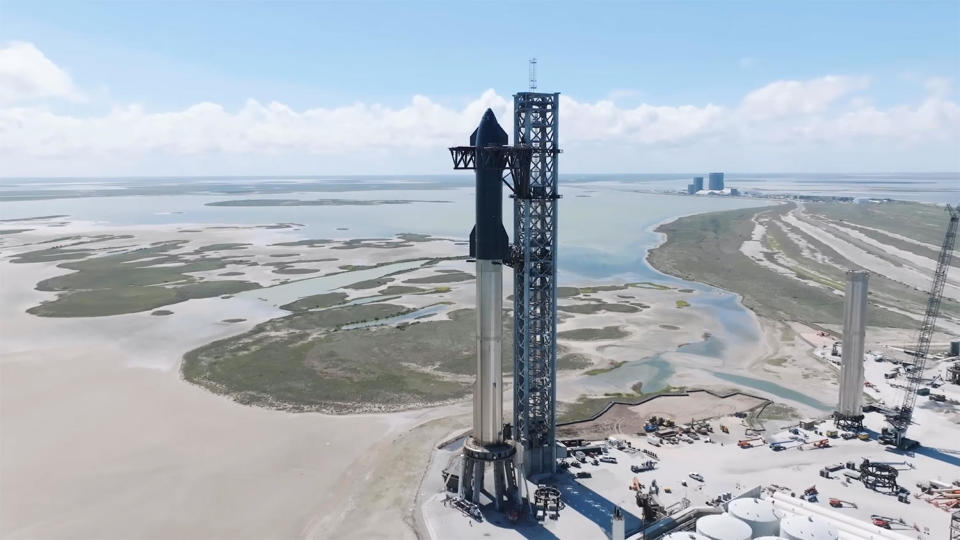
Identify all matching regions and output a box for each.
[1,0,959,176]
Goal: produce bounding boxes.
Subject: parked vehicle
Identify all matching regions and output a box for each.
[689,472,704,482]
[631,461,656,473]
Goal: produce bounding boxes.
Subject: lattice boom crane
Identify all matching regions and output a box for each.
[882,204,960,449]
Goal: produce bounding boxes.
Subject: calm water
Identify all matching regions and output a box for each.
[2,172,957,203]
[341,303,447,330]
[708,371,833,411]
[579,356,676,395]
[562,172,959,203]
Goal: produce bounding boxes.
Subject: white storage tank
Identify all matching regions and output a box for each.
[754,537,785,540]
[696,513,752,540]
[728,497,780,537]
[780,515,839,540]
[661,533,709,540]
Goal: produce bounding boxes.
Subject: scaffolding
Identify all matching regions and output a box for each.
[512,92,561,477]
[860,461,899,493]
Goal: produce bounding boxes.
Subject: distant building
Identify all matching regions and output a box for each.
[693,176,704,191]
[708,172,724,190]
[730,188,740,196]
[687,183,697,194]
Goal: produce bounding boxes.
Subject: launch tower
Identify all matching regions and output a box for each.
[512,91,561,477]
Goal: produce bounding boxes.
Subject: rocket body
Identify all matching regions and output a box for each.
[469,109,509,445]
[474,258,503,444]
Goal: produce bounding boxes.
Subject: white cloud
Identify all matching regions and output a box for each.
[924,77,952,99]
[562,98,727,144]
[0,43,957,175]
[740,75,870,120]
[0,42,82,105]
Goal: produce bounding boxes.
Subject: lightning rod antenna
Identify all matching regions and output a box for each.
[529,58,537,91]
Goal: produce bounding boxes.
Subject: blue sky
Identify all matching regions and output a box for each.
[1,1,959,175]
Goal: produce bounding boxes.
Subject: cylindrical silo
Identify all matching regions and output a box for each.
[696,513,752,540]
[950,339,960,357]
[837,271,869,417]
[728,497,780,537]
[708,172,724,190]
[661,533,709,540]
[780,515,839,540]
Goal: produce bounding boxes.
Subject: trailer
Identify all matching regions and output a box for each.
[739,437,763,449]
[631,461,656,473]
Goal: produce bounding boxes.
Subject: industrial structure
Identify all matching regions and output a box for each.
[446,70,562,509]
[686,173,737,195]
[708,172,724,191]
[834,270,869,431]
[449,109,529,509]
[511,89,561,477]
[950,339,960,385]
[434,71,958,538]
[881,205,959,449]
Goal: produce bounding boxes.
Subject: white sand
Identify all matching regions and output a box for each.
[784,208,960,302]
[0,225,460,540]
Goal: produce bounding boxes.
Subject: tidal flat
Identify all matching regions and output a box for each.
[15,239,260,317]
[646,201,960,327]
[206,198,451,207]
[1,183,887,540]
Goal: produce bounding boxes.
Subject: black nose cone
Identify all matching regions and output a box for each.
[470,108,508,147]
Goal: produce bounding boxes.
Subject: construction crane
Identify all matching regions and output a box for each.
[881,205,960,450]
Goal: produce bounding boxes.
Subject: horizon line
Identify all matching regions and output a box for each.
[1,171,959,181]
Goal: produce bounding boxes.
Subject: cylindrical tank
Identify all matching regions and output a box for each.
[708,172,724,190]
[754,537,785,540]
[728,497,780,537]
[837,270,869,417]
[780,515,839,540]
[473,259,503,444]
[950,338,960,357]
[696,513,752,540]
[661,533,709,540]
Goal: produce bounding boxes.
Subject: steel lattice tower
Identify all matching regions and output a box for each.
[512,92,560,476]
